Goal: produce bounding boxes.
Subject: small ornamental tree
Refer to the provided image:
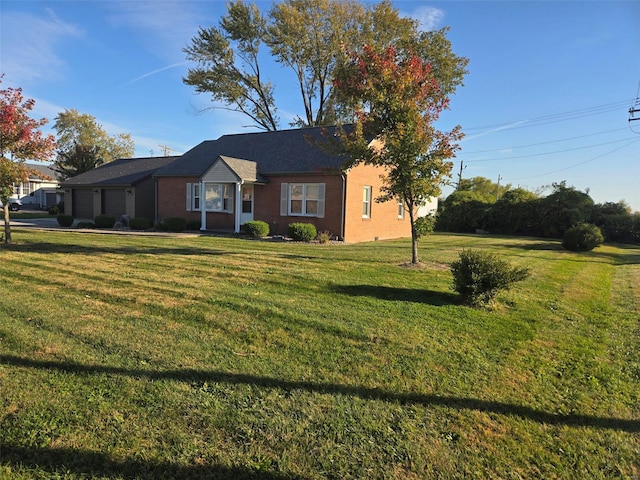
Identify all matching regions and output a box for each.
[1,78,57,244]
[333,45,463,264]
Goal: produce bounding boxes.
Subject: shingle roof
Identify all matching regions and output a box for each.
[155,126,349,178]
[61,156,178,187]
[218,156,267,183]
[26,163,58,181]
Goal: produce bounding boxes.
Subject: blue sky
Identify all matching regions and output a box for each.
[2,0,639,210]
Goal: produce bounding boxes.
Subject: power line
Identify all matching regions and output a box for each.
[463,137,638,163]
[507,138,640,181]
[460,127,628,154]
[463,99,633,132]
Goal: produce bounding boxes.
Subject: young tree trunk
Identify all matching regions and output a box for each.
[409,207,419,264]
[2,204,11,244]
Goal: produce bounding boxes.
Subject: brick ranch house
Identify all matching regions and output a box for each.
[62,126,437,243]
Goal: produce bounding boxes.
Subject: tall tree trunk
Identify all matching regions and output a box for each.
[3,204,11,244]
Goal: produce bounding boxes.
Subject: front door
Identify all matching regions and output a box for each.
[239,184,254,225]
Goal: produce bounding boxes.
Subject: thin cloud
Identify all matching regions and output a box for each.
[123,62,188,86]
[462,120,530,142]
[0,9,83,85]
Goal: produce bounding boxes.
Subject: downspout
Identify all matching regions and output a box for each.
[340,173,346,241]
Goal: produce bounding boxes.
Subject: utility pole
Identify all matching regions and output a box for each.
[158,144,176,156]
[496,174,502,201]
[630,106,640,132]
[456,160,466,190]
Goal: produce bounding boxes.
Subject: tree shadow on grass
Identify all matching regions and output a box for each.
[2,355,637,434]
[3,241,232,257]
[329,284,460,306]
[0,443,303,480]
[498,241,640,265]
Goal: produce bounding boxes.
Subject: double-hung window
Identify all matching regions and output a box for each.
[192,184,201,210]
[187,183,232,212]
[362,186,372,218]
[280,183,325,217]
[397,199,405,219]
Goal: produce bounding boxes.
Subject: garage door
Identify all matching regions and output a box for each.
[72,189,93,219]
[102,189,126,217]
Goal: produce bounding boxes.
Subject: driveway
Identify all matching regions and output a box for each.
[2,217,61,228]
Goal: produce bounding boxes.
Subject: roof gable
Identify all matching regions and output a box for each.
[155,126,348,178]
[219,156,267,183]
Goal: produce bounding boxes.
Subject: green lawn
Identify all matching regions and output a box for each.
[0,229,638,479]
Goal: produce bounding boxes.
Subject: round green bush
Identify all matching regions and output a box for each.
[76,221,96,229]
[451,249,530,306]
[243,220,270,238]
[287,222,317,242]
[129,217,153,230]
[562,223,604,252]
[56,214,74,227]
[48,205,59,215]
[185,219,202,231]
[94,214,116,229]
[162,217,187,232]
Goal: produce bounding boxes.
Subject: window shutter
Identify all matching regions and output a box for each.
[186,183,192,211]
[317,183,325,218]
[280,183,288,216]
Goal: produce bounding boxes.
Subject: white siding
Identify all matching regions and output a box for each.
[202,161,239,183]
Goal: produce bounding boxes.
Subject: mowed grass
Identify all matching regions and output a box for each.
[0,229,638,479]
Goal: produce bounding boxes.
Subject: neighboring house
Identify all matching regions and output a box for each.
[61,156,177,220]
[154,126,429,243]
[13,163,60,209]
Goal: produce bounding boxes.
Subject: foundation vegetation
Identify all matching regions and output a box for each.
[287,222,317,242]
[0,230,638,479]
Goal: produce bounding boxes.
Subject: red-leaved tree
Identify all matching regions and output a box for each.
[333,45,463,263]
[1,78,57,244]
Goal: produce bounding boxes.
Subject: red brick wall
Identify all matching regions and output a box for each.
[157,175,344,234]
[254,174,344,238]
[343,163,411,243]
[157,177,196,221]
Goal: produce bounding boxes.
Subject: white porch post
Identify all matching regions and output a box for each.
[235,181,242,233]
[200,181,206,231]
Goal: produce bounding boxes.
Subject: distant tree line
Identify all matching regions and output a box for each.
[436,178,640,244]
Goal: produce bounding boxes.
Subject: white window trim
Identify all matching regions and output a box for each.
[204,183,233,213]
[187,182,234,213]
[362,186,372,219]
[186,183,202,211]
[397,199,405,219]
[193,183,201,211]
[280,182,325,218]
